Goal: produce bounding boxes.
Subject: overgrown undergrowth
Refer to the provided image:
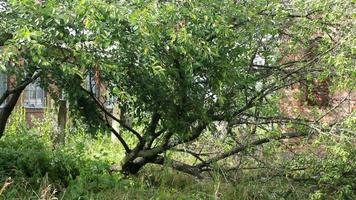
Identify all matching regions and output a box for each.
[0,111,355,199]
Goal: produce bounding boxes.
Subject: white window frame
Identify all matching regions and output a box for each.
[24,81,46,108]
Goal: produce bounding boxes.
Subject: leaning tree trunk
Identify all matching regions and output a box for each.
[115,153,203,178]
[121,161,147,175]
[0,90,23,137]
[110,156,150,175]
[0,72,41,138]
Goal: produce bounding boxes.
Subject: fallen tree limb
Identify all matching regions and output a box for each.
[196,131,306,168]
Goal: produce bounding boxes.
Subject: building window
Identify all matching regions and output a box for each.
[24,81,45,108]
[0,73,7,107]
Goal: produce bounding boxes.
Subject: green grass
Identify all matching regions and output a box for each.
[0,127,309,200]
[0,111,354,199]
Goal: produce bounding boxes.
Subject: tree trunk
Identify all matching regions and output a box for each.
[115,156,149,175]
[0,90,23,137]
[58,99,67,132]
[121,162,146,175]
[114,154,203,178]
[0,72,41,138]
[53,99,67,147]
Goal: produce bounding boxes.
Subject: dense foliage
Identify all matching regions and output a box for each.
[0,0,355,199]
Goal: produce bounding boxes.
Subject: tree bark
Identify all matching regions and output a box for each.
[0,90,23,137]
[112,131,306,178]
[116,155,203,178]
[53,99,67,148]
[119,156,150,175]
[0,72,41,137]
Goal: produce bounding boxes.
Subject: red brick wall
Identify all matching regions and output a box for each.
[25,108,46,127]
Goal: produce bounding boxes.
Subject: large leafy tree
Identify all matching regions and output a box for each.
[0,0,354,175]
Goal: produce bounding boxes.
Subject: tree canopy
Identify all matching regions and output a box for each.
[0,0,354,176]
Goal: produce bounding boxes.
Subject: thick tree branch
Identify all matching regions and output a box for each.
[0,71,41,105]
[0,71,41,137]
[151,156,203,178]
